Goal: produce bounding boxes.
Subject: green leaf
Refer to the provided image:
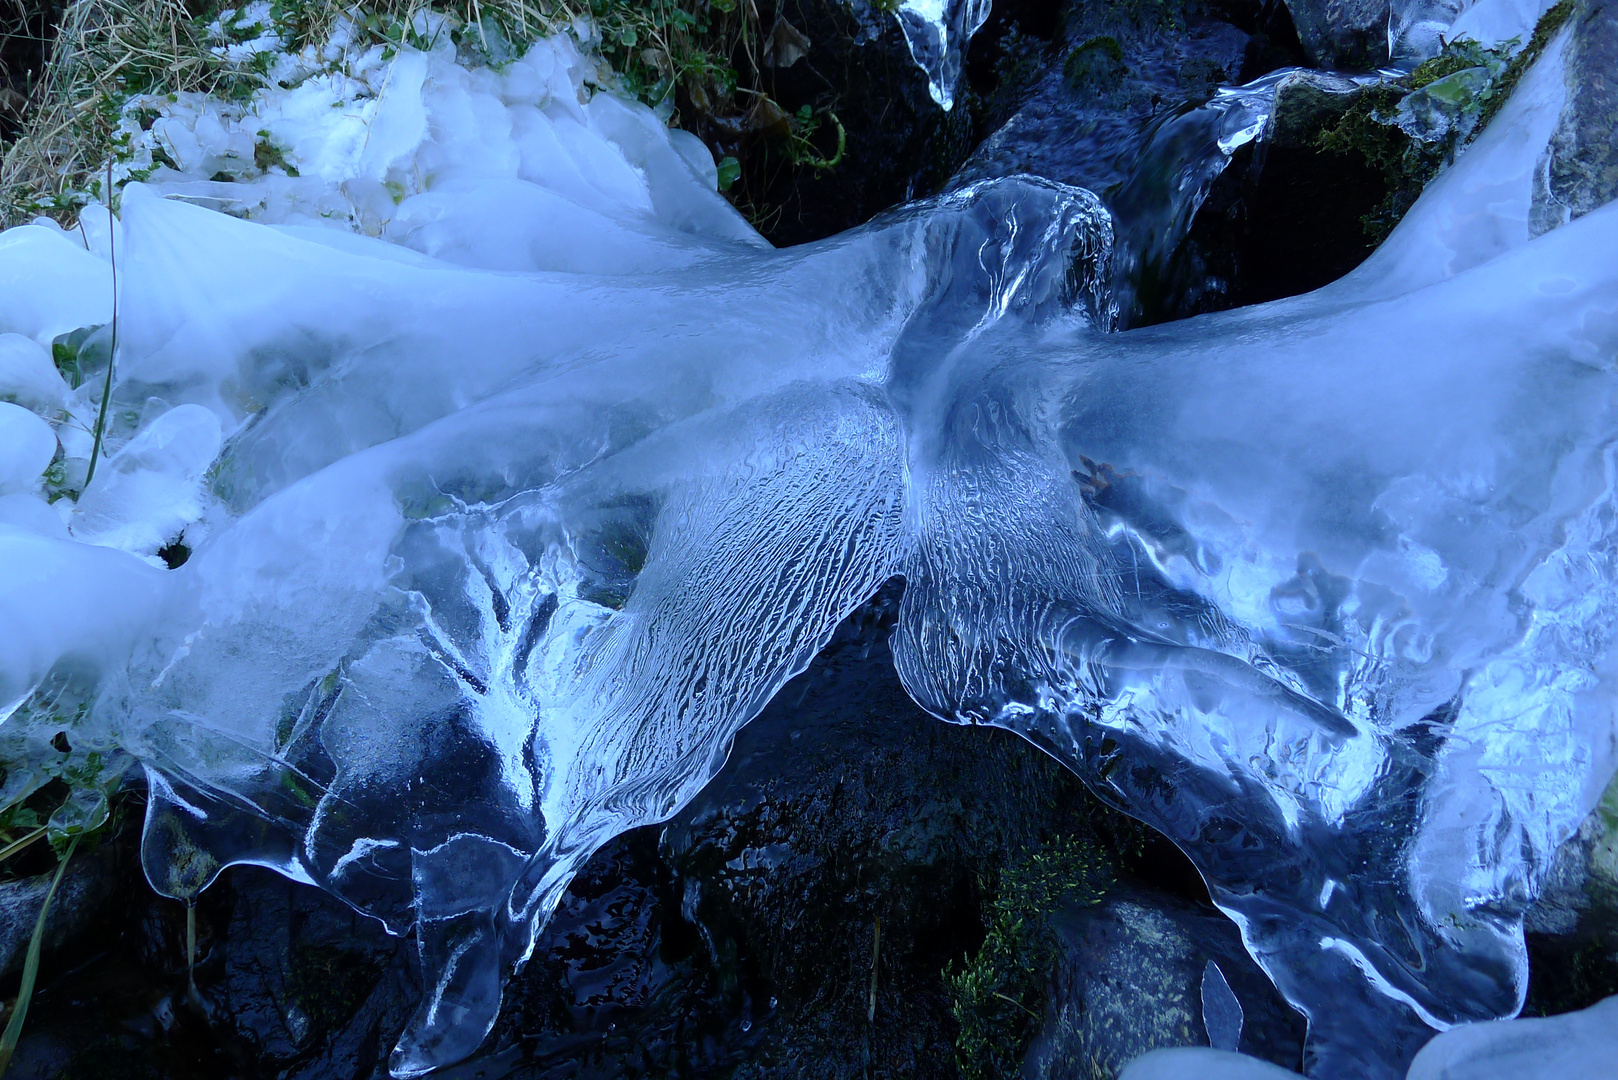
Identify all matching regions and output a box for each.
[51,342,81,389]
[715,156,740,192]
[47,784,110,846]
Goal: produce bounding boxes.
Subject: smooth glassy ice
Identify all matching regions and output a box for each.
[894,0,993,109]
[0,18,1614,1080]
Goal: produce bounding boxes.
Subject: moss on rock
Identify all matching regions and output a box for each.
[949,835,1117,1080]
[1312,0,1574,243]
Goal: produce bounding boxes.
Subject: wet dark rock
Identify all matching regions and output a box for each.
[1203,69,1383,313]
[4,588,1606,1079]
[487,581,1147,1079]
[1535,0,1618,230]
[1064,36,1130,95]
[944,0,1377,327]
[1226,0,1317,77]
[1144,0,1606,320]
[476,583,1304,1078]
[951,0,1260,198]
[1024,888,1307,1079]
[700,0,941,243]
[1123,97,1390,322]
[1523,771,1618,1018]
[1280,0,1390,69]
[204,868,415,1078]
[715,0,1050,246]
[2,584,1282,1080]
[0,839,122,981]
[1266,69,1364,147]
[3,848,415,1080]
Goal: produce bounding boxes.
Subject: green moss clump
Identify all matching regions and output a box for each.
[949,834,1115,1080]
[1315,0,1576,244]
[1064,36,1127,95]
[1316,82,1443,243]
[1408,39,1495,89]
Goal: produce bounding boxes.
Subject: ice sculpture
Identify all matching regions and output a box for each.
[1,15,1616,1080]
[894,0,993,110]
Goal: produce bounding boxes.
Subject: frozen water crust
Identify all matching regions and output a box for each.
[0,18,1615,1080]
[894,0,993,109]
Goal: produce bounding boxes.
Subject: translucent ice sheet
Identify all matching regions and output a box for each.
[894,0,993,109]
[0,22,1614,1080]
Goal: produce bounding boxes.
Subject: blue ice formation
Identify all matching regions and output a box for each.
[0,15,1614,1080]
[894,0,994,109]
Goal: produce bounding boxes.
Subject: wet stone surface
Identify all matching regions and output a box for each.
[2,599,1616,1079]
[942,0,1400,327]
[1280,0,1390,70]
[1,584,1305,1080]
[1536,0,1618,230]
[715,0,1044,245]
[950,0,1272,199]
[1026,888,1306,1079]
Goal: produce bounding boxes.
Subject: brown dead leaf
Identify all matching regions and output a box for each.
[763,19,810,68]
[639,47,672,78]
[744,94,792,140]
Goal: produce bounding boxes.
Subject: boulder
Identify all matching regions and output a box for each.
[1535,0,1618,230]
[0,841,121,981]
[1267,69,1366,148]
[1523,767,1618,1016]
[951,0,1257,198]
[1526,769,1618,941]
[1023,888,1306,1079]
[1282,0,1391,69]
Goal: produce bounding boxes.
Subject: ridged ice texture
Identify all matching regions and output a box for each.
[898,29,1617,1078]
[0,23,1615,1080]
[108,175,1109,1075]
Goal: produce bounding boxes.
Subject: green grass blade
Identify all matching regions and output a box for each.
[83,186,117,490]
[0,829,46,865]
[0,835,79,1077]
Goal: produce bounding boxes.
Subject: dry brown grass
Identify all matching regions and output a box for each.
[1,0,226,224]
[0,0,770,227]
